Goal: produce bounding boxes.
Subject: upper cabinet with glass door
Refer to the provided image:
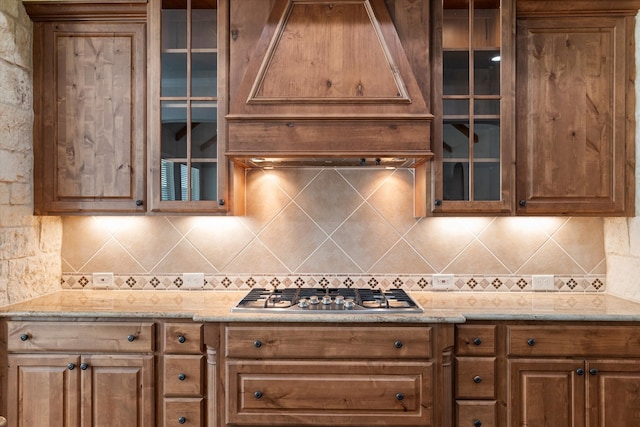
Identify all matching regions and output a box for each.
[149,0,231,213]
[432,0,514,214]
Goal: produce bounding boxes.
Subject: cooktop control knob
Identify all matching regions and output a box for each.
[309,295,319,304]
[322,296,332,305]
[344,298,355,309]
[298,298,309,308]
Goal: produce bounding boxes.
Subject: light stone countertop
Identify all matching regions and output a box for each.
[2,290,640,323]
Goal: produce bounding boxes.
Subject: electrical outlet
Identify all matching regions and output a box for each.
[432,274,455,291]
[532,274,555,291]
[182,273,205,290]
[92,272,113,289]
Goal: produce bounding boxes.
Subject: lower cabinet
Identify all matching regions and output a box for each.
[6,321,155,427]
[218,324,454,427]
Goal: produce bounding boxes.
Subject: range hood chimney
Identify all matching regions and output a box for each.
[226,0,433,168]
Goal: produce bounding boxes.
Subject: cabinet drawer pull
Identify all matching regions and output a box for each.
[394,340,403,349]
[473,375,482,383]
[178,416,186,424]
[473,420,482,427]
[178,373,186,381]
[127,335,136,342]
[20,334,29,341]
[527,338,536,346]
[395,392,405,401]
[254,391,263,399]
[590,368,598,376]
[67,363,76,370]
[253,340,262,348]
[80,363,88,370]
[473,337,482,346]
[178,335,186,343]
[576,368,585,376]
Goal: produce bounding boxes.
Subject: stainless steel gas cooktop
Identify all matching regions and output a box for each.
[232,287,423,313]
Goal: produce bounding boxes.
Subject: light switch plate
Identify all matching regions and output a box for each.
[182,273,205,290]
[92,272,113,289]
[532,274,555,291]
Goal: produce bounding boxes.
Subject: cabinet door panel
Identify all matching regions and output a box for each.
[81,355,154,427]
[516,16,628,215]
[586,360,640,427]
[35,21,146,214]
[7,354,81,427]
[509,359,584,427]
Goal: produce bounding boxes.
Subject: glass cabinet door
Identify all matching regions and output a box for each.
[150,0,225,212]
[434,0,514,213]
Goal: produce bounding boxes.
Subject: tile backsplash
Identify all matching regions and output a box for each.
[62,168,606,292]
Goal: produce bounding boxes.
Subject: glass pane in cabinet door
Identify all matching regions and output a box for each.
[161,160,189,201]
[443,120,471,200]
[473,1,500,49]
[443,162,469,201]
[474,99,500,116]
[473,120,500,201]
[191,6,217,49]
[443,51,469,95]
[443,99,469,116]
[474,50,500,95]
[443,120,471,159]
[191,102,217,159]
[162,5,187,50]
[443,3,469,49]
[191,162,217,201]
[162,52,187,97]
[161,102,189,158]
[192,52,217,97]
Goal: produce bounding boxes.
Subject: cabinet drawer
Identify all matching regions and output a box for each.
[456,325,496,356]
[225,326,432,359]
[164,355,204,396]
[226,360,433,426]
[456,357,496,399]
[163,323,203,354]
[507,325,640,357]
[7,321,154,352]
[164,398,203,427]
[457,401,497,427]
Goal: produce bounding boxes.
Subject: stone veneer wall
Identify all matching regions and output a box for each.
[0,0,61,305]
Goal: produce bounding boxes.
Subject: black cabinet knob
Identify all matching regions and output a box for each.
[473,376,482,383]
[254,391,263,399]
[434,199,442,206]
[218,199,226,206]
[135,199,143,207]
[473,337,482,346]
[253,340,262,348]
[67,363,76,370]
[589,368,598,376]
[178,335,186,344]
[519,200,527,207]
[394,340,404,349]
[178,373,186,381]
[473,420,482,427]
[395,392,405,401]
[80,363,88,370]
[576,368,585,376]
[19,333,29,341]
[178,417,186,424]
[527,338,536,346]
[127,335,135,342]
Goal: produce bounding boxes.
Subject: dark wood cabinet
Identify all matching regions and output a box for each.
[515,4,637,215]
[28,5,147,214]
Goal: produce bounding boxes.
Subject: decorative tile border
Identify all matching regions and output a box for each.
[61,273,606,293]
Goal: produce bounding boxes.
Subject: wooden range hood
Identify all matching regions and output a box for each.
[226,0,433,168]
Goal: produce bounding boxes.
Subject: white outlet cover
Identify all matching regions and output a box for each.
[532,274,555,291]
[92,272,113,289]
[432,274,455,291]
[182,273,205,289]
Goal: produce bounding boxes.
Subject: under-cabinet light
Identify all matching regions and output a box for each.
[491,55,501,62]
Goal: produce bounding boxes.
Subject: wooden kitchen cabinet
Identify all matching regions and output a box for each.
[27,3,147,215]
[507,324,640,427]
[217,324,454,427]
[515,2,639,215]
[5,321,155,427]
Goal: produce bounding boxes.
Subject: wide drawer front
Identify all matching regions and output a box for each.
[7,321,155,352]
[225,326,432,359]
[226,360,433,426]
[507,325,640,357]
